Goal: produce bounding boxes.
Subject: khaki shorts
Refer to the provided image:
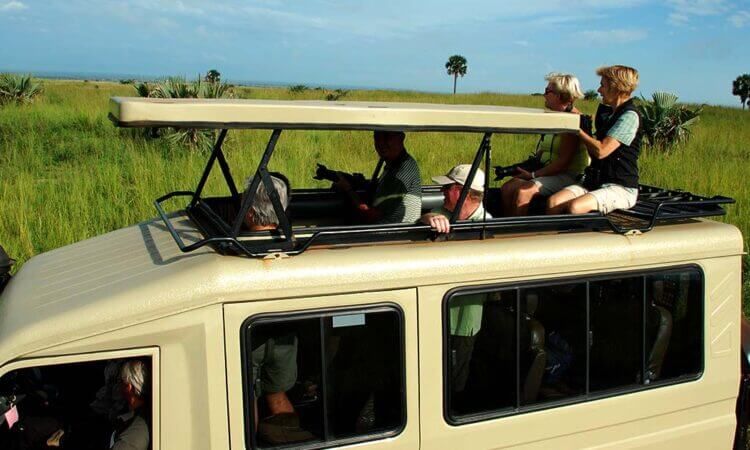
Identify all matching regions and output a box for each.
[563,183,638,214]
[531,172,579,197]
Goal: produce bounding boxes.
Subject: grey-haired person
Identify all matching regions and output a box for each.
[547,65,642,215]
[500,73,590,216]
[110,360,150,450]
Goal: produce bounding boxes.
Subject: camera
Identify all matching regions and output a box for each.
[494,155,544,181]
[314,163,367,189]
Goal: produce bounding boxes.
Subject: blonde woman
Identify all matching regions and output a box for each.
[547,65,641,215]
[500,73,590,216]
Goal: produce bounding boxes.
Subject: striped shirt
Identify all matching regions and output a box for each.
[372,150,422,223]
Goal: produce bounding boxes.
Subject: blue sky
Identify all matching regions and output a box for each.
[1,0,749,106]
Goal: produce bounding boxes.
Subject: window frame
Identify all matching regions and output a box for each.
[240,303,407,450]
[441,265,705,426]
[0,347,161,449]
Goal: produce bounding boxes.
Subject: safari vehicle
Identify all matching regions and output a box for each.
[0,97,747,449]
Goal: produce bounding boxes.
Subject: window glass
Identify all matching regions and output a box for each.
[0,357,153,449]
[246,308,404,448]
[589,276,644,392]
[520,282,587,405]
[445,268,703,422]
[448,288,514,416]
[644,271,702,382]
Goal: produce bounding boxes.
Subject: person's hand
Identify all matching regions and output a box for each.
[47,429,64,447]
[424,214,451,233]
[514,167,533,180]
[332,174,352,192]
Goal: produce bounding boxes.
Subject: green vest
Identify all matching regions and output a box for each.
[536,134,589,176]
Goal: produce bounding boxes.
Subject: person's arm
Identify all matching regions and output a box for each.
[579,109,639,160]
[333,176,383,223]
[578,131,622,159]
[421,212,451,233]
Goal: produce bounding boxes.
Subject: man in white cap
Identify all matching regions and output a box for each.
[421,164,491,233]
[422,164,491,401]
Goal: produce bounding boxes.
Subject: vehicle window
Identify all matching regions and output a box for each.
[0,357,153,449]
[445,267,703,423]
[244,307,405,449]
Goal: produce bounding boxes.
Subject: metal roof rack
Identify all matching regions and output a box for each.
[150,128,735,258]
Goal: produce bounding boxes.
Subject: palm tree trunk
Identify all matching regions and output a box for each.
[453,75,457,95]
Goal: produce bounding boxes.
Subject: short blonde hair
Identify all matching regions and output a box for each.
[596,65,639,96]
[544,73,583,103]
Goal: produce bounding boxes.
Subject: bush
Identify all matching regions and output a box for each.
[583,90,598,101]
[288,84,309,94]
[325,89,349,101]
[133,76,234,151]
[637,92,703,151]
[0,73,43,105]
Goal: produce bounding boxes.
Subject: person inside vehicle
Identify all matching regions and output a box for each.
[499,73,590,216]
[547,65,642,215]
[243,174,290,232]
[421,164,491,233]
[243,175,313,445]
[110,360,150,450]
[334,131,422,224]
[421,164,490,399]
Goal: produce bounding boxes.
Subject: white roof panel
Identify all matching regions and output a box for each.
[109,97,580,133]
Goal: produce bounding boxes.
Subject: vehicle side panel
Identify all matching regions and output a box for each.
[29,304,229,450]
[418,256,741,449]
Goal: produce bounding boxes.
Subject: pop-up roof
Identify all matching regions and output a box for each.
[109,97,579,133]
[107,97,734,258]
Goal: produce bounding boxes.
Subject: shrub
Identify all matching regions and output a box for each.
[288,84,309,94]
[583,89,598,100]
[637,92,703,151]
[0,73,44,105]
[133,76,234,151]
[325,89,349,101]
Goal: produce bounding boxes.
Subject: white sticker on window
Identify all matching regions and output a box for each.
[332,313,366,328]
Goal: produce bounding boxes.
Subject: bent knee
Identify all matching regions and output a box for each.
[568,202,594,215]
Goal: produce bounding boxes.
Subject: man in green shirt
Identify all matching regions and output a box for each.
[422,164,491,394]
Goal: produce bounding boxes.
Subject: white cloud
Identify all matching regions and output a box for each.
[0,1,27,12]
[667,12,689,26]
[729,11,750,27]
[666,0,730,25]
[577,28,648,44]
[514,40,530,47]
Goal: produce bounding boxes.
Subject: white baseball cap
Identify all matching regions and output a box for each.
[432,164,486,192]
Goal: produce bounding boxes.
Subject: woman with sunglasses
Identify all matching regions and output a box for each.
[499,73,590,216]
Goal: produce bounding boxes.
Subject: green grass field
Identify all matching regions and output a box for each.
[1,80,748,309]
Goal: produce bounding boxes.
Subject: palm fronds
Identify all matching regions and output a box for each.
[637,92,703,151]
[0,73,44,105]
[132,76,234,151]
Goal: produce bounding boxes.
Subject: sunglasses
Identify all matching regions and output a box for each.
[544,87,557,95]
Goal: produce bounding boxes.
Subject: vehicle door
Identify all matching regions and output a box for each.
[224,289,419,450]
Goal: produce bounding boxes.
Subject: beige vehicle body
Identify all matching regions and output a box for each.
[0,99,744,450]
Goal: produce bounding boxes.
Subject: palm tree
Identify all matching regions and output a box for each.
[445,55,467,95]
[732,74,750,110]
[204,69,221,84]
[637,92,703,151]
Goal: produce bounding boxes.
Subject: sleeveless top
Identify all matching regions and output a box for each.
[535,132,590,176]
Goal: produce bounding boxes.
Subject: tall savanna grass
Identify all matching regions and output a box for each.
[1,80,749,307]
